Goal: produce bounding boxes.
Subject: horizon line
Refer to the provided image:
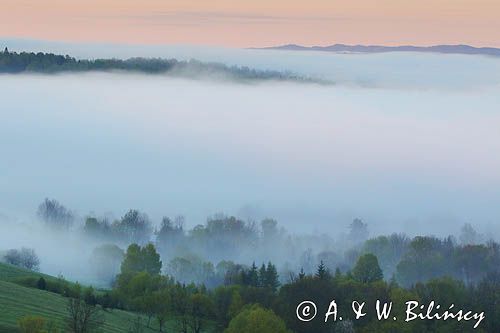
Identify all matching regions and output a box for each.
[2,36,500,51]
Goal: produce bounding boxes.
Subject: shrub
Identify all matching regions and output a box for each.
[37,277,47,290]
[225,304,289,333]
[18,315,45,333]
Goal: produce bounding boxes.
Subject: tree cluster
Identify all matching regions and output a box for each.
[0,48,324,84]
[3,247,40,271]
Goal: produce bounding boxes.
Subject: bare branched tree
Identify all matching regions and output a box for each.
[67,289,104,333]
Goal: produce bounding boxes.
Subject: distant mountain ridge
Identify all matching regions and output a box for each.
[258,44,500,57]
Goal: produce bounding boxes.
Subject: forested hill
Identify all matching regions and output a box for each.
[0,47,327,84]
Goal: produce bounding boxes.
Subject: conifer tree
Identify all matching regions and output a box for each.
[265,262,280,292]
[259,263,267,287]
[315,260,330,280]
[247,262,259,287]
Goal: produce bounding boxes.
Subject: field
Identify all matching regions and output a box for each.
[0,263,174,333]
[0,261,59,284]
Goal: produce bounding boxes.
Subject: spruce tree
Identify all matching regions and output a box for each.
[259,263,267,287]
[315,260,330,280]
[265,262,280,292]
[247,262,259,287]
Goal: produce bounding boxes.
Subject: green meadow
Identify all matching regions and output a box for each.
[0,262,175,333]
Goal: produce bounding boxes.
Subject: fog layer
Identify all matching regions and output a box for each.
[0,46,500,238]
[4,38,500,89]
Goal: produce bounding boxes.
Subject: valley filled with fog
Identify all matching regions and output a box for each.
[1,43,500,284]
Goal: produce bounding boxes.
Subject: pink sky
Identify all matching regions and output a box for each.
[2,0,499,47]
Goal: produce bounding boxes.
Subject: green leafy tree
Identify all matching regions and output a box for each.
[170,284,190,333]
[228,290,244,319]
[453,244,489,285]
[142,243,163,275]
[134,293,157,328]
[396,236,451,286]
[120,244,143,274]
[213,286,236,329]
[362,234,409,278]
[189,293,215,333]
[276,275,341,333]
[152,289,171,332]
[474,272,500,332]
[225,304,289,333]
[120,243,162,276]
[352,253,383,283]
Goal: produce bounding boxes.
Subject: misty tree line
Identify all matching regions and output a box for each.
[18,242,500,332]
[0,48,324,84]
[105,243,500,332]
[4,198,500,332]
[34,198,500,290]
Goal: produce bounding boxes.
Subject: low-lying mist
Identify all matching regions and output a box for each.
[4,38,500,89]
[1,44,500,285]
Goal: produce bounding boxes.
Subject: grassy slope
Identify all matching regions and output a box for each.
[0,263,178,333]
[0,261,57,283]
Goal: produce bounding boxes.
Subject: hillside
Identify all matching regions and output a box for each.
[0,263,171,333]
[0,261,59,283]
[0,48,329,84]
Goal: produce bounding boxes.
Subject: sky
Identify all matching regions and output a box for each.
[1,0,500,47]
